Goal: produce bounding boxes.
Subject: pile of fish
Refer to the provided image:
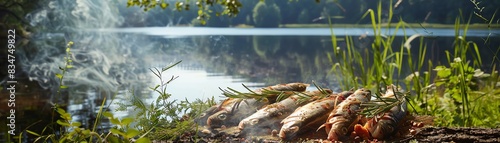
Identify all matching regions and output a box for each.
[195,83,429,142]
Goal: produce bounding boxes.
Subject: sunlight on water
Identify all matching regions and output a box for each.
[147,66,266,103]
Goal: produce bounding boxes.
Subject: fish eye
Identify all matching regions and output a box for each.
[218,113,227,120]
[341,127,348,134]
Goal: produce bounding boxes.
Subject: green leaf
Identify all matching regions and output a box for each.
[110,128,124,136]
[57,108,67,114]
[121,117,134,126]
[103,111,114,118]
[26,130,41,136]
[61,113,72,120]
[71,122,81,127]
[110,118,121,125]
[66,65,73,69]
[125,129,140,138]
[162,61,182,72]
[435,66,451,78]
[161,3,168,9]
[55,73,63,79]
[82,129,91,136]
[136,137,151,143]
[60,85,68,89]
[56,120,70,126]
[106,134,120,143]
[59,137,67,143]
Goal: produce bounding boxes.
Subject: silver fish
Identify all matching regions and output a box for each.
[238,90,333,132]
[206,83,310,128]
[279,90,354,140]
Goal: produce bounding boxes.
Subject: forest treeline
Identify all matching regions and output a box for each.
[1,0,498,29]
[122,0,499,27]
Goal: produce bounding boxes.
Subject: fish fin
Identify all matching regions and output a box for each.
[354,124,371,141]
[316,124,326,132]
[230,99,244,114]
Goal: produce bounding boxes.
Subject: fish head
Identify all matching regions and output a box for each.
[352,88,372,102]
[367,119,395,139]
[327,120,352,141]
[279,125,300,140]
[194,106,218,126]
[238,118,259,130]
[338,90,354,98]
[206,110,230,128]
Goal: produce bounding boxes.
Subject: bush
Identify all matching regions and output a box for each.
[252,1,282,27]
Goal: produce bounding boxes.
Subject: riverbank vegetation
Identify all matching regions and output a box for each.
[326,1,499,128]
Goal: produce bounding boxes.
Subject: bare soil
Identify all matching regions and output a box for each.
[398,127,500,143]
[173,127,500,143]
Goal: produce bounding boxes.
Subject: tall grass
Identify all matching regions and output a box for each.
[327,0,500,127]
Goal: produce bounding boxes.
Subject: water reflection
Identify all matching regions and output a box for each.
[151,65,266,102]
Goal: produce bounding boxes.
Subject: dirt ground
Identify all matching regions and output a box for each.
[166,126,500,143]
[398,127,500,143]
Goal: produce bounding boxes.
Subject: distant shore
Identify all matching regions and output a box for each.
[230,23,499,29]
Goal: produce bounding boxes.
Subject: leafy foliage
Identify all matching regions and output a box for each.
[252,1,282,27]
[126,0,242,25]
[55,41,74,96]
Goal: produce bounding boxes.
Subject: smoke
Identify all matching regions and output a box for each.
[19,0,161,101]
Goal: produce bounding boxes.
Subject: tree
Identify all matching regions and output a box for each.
[297,9,310,24]
[126,0,500,26]
[252,1,282,27]
[126,0,242,24]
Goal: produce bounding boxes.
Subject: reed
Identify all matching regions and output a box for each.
[327,0,500,127]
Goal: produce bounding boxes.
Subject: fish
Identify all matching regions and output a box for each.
[354,85,408,141]
[205,82,310,128]
[194,105,219,126]
[238,89,333,133]
[324,88,372,141]
[279,90,355,140]
[257,82,310,93]
[207,98,270,128]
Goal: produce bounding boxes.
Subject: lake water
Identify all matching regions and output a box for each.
[1,26,499,142]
